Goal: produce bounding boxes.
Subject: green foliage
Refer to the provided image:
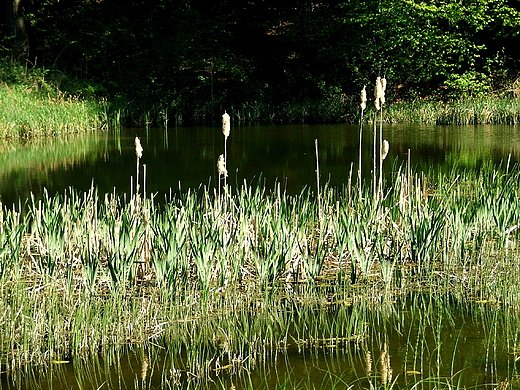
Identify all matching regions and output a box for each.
[5,0,519,123]
[0,59,107,136]
[443,71,492,98]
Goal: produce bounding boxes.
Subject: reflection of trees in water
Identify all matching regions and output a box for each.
[0,124,518,203]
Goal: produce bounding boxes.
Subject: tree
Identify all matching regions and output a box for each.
[2,0,30,60]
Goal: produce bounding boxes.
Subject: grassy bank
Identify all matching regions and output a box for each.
[385,97,520,125]
[0,61,107,137]
[1,161,520,387]
[1,60,518,128]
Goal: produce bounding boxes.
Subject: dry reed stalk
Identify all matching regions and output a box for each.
[359,85,367,199]
[315,139,322,223]
[217,154,227,198]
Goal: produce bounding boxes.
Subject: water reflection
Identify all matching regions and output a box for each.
[3,295,519,389]
[0,124,519,206]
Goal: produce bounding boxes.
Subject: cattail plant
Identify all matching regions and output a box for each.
[359,86,367,199]
[379,78,387,197]
[221,111,231,189]
[372,77,387,199]
[372,78,381,197]
[134,136,143,197]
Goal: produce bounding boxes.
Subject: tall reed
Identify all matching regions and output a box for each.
[359,85,367,199]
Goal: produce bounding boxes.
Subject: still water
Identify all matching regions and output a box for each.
[1,123,520,205]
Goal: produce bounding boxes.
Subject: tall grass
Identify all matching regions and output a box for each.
[0,85,105,137]
[2,161,520,298]
[385,97,520,125]
[0,60,108,137]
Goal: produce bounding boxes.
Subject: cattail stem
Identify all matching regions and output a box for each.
[222,112,231,192]
[373,115,377,199]
[359,85,367,200]
[379,109,383,198]
[378,78,387,199]
[315,139,322,222]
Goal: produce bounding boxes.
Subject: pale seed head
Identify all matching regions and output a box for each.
[381,139,389,160]
[135,136,143,159]
[217,154,228,177]
[381,78,387,106]
[222,111,230,139]
[360,85,367,111]
[375,77,383,99]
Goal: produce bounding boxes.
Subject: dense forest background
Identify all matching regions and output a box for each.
[1,0,520,123]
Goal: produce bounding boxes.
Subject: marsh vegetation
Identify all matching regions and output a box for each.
[2,154,520,388]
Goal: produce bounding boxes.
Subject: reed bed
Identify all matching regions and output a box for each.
[385,98,520,125]
[2,163,520,387]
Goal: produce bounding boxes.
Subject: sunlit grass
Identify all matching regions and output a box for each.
[385,97,520,125]
[0,85,105,137]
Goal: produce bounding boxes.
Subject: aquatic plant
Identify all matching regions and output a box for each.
[2,160,520,387]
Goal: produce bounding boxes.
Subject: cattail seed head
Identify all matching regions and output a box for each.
[360,85,367,111]
[381,139,389,160]
[375,77,383,99]
[217,154,228,177]
[381,78,387,106]
[222,111,230,139]
[135,136,143,159]
[375,77,384,110]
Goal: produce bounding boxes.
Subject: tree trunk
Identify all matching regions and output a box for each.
[3,0,30,61]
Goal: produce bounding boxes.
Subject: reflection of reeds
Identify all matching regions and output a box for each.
[380,341,393,385]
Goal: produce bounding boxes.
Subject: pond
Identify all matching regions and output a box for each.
[1,123,519,206]
[1,123,520,390]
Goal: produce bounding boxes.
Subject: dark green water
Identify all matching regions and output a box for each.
[1,123,519,206]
